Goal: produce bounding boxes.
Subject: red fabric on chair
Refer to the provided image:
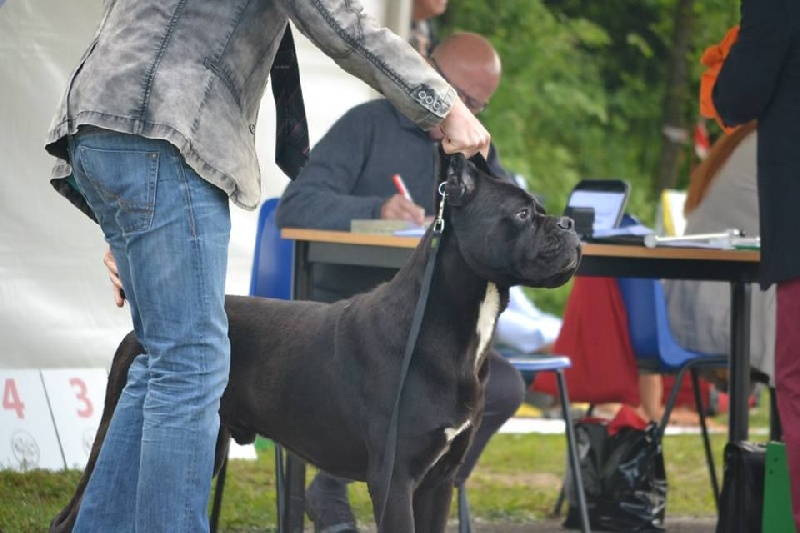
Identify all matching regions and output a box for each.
[531,276,721,413]
[532,276,640,405]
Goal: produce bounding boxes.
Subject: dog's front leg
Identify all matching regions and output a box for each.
[412,480,453,533]
[367,472,416,533]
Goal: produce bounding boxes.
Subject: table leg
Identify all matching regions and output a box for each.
[292,240,312,302]
[729,281,752,443]
[279,240,312,533]
[283,452,307,533]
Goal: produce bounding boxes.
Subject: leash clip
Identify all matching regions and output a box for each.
[433,182,446,234]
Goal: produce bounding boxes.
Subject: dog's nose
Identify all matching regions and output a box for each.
[557,217,574,231]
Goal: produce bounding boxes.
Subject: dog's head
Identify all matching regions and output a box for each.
[437,151,581,288]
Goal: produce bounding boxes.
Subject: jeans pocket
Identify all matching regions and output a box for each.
[77,146,159,234]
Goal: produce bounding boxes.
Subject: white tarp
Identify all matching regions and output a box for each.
[0,0,393,369]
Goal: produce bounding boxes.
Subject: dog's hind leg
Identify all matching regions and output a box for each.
[49,333,140,533]
[412,481,454,533]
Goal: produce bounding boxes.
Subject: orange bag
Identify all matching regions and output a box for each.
[699,26,740,133]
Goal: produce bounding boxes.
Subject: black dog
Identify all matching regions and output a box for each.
[51,153,580,533]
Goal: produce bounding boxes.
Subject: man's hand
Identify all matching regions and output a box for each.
[381,194,425,225]
[103,246,126,308]
[439,99,490,158]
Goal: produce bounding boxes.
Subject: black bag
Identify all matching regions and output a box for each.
[564,419,668,531]
[716,441,766,533]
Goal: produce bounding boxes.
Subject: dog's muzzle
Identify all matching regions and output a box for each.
[557,217,575,231]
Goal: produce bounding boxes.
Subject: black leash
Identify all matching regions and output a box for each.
[376,182,447,530]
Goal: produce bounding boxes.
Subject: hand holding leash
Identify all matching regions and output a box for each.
[439,99,490,158]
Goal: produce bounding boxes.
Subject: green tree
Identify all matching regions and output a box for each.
[443,0,611,313]
[442,0,740,315]
[444,0,608,207]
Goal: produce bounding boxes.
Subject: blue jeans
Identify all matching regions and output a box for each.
[68,129,231,532]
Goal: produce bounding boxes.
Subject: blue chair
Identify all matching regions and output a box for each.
[249,197,294,300]
[616,277,729,509]
[456,355,591,533]
[210,198,294,532]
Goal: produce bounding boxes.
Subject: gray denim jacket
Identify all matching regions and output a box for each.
[45,0,455,215]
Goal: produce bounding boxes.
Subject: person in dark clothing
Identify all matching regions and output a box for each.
[712,0,800,527]
[276,32,525,533]
[409,0,447,56]
[276,100,508,302]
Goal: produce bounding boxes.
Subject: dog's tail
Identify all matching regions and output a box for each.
[49,332,140,533]
[49,332,233,532]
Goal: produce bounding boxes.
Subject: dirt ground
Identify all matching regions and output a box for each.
[218,516,717,531]
[356,516,717,532]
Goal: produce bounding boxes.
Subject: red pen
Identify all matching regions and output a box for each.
[392,174,413,202]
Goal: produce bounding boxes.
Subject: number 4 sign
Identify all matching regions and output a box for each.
[0,370,65,471]
[41,369,107,470]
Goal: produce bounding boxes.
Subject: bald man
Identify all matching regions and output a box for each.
[277,33,525,533]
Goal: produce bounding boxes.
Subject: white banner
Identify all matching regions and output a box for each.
[0,0,381,370]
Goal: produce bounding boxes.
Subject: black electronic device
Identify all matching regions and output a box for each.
[563,206,595,238]
[564,179,630,234]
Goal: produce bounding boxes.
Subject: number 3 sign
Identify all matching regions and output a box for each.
[41,369,107,470]
[0,370,64,471]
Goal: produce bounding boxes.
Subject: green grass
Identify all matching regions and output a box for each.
[0,395,771,532]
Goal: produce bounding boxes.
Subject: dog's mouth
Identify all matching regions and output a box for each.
[551,243,583,281]
[564,244,582,271]
[522,245,581,289]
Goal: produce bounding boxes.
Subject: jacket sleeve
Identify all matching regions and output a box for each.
[277,0,455,131]
[276,106,386,231]
[713,0,792,127]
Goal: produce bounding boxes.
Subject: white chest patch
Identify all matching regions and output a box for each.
[444,420,472,443]
[474,283,500,369]
[430,420,473,469]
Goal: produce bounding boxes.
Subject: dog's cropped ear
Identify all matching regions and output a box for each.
[437,144,451,186]
[442,151,476,207]
[468,153,494,178]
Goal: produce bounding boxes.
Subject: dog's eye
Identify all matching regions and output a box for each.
[515,208,530,221]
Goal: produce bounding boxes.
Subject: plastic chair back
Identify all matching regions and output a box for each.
[249,198,293,300]
[617,277,717,371]
[618,279,726,508]
[617,277,660,359]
